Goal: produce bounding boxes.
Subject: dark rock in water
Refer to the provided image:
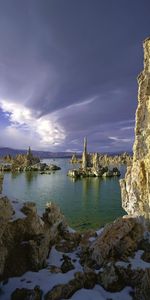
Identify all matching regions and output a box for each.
[48,164,61,171]
[0,164,12,172]
[11,286,42,300]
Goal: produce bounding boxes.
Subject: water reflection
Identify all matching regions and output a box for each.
[82,177,102,204]
[11,172,21,179]
[25,172,38,185]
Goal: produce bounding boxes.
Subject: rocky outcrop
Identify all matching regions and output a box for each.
[0,199,67,281]
[68,138,121,178]
[67,166,120,178]
[98,152,132,166]
[134,268,150,300]
[91,216,144,265]
[0,147,61,172]
[0,173,3,193]
[11,286,42,300]
[120,38,150,222]
[70,153,81,164]
[45,271,97,300]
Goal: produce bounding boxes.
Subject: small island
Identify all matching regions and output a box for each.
[68,138,121,178]
[0,147,61,173]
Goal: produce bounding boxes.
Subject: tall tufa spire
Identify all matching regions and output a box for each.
[82,137,88,169]
[27,146,32,158]
[83,137,87,154]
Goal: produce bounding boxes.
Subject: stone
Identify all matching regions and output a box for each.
[91,216,144,265]
[11,286,42,300]
[67,169,80,178]
[70,153,81,164]
[97,263,125,292]
[60,255,75,273]
[49,265,62,273]
[45,272,97,300]
[120,38,150,223]
[0,173,3,193]
[0,198,66,280]
[21,202,37,215]
[134,268,150,300]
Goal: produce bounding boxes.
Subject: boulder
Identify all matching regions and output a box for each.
[97,263,125,292]
[11,286,42,300]
[91,216,144,265]
[0,199,67,280]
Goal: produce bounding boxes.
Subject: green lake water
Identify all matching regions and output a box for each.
[2,158,126,231]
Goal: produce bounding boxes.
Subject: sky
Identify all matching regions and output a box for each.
[0,0,150,153]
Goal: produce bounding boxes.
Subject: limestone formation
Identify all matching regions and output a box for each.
[91,216,143,265]
[68,137,121,178]
[0,147,61,172]
[92,152,100,170]
[70,153,81,164]
[120,38,150,222]
[82,137,88,169]
[0,198,67,280]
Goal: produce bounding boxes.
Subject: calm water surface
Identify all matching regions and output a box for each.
[2,158,126,231]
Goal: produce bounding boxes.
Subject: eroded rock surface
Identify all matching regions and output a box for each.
[0,199,67,281]
[0,173,3,193]
[120,38,150,222]
[91,216,144,265]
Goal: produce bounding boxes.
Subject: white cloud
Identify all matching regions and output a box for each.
[65,96,97,110]
[0,99,66,149]
[109,136,133,143]
[121,126,134,130]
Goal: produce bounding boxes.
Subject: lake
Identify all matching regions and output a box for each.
[2,158,126,231]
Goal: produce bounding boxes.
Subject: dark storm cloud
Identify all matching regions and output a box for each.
[0,0,150,151]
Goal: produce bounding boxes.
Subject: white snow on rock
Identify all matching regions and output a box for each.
[67,285,133,300]
[116,250,150,270]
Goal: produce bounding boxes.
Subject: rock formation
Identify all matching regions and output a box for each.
[68,137,121,178]
[0,173,3,193]
[120,38,150,223]
[12,146,40,170]
[0,198,67,281]
[70,153,81,164]
[0,147,61,172]
[82,137,88,169]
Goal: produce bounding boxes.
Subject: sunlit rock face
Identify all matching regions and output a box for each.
[120,38,150,221]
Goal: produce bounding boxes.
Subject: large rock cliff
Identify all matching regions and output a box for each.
[120,38,150,222]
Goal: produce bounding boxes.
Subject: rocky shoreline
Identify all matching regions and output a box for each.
[0,186,149,299]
